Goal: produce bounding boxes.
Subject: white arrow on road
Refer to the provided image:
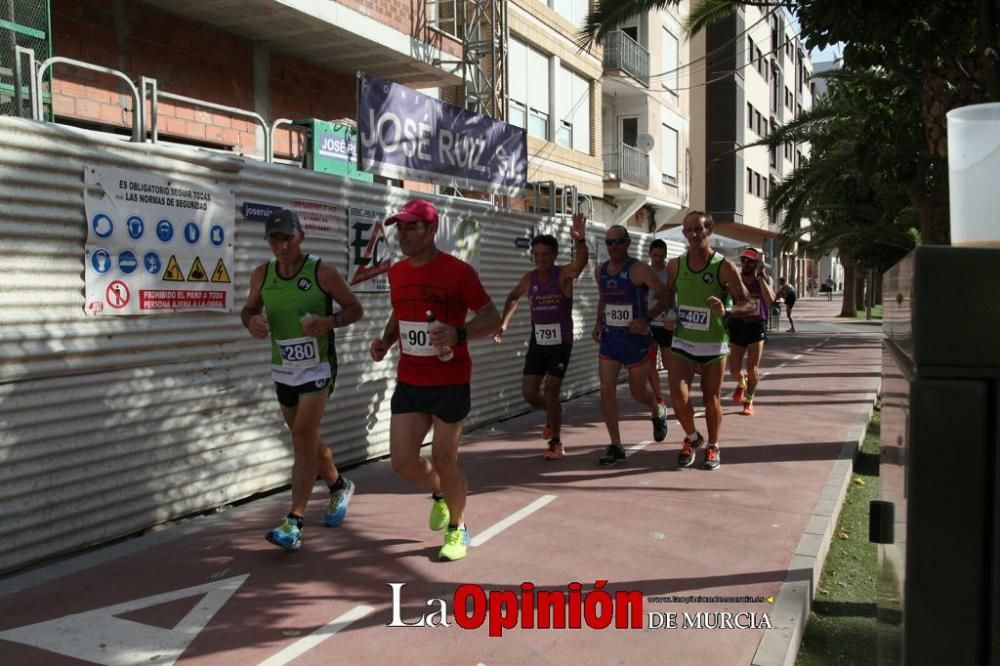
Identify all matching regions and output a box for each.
[0,573,249,665]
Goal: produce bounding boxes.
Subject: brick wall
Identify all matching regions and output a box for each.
[338,0,462,60]
[51,0,266,153]
[48,0,422,158]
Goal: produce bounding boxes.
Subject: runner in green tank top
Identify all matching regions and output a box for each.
[241,209,364,551]
[662,211,754,471]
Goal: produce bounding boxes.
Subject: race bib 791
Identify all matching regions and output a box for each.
[534,322,562,345]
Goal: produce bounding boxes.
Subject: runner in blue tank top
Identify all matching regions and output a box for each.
[592,225,673,466]
[495,213,589,460]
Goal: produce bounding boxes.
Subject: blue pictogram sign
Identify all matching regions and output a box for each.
[126,215,144,240]
[91,248,112,274]
[210,224,225,247]
[184,222,200,245]
[144,251,162,275]
[156,219,174,243]
[92,214,114,240]
[118,250,138,274]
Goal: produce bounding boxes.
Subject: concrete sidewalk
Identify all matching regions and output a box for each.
[0,298,881,666]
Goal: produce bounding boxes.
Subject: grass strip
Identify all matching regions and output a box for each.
[796,411,880,665]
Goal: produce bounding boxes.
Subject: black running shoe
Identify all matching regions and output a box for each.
[598,444,627,466]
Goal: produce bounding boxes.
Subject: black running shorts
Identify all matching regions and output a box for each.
[391,382,471,423]
[650,326,673,349]
[523,342,573,379]
[727,319,767,347]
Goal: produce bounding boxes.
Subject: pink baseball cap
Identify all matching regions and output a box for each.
[385,199,439,226]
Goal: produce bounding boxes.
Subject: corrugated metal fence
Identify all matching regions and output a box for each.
[0,117,684,573]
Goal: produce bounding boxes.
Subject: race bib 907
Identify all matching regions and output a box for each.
[399,320,436,356]
[278,336,320,368]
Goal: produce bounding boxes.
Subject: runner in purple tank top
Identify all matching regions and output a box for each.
[727,247,775,416]
[495,213,589,460]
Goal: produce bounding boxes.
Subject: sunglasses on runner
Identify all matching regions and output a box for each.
[605,238,629,246]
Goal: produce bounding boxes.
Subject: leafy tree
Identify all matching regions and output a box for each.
[752,69,918,314]
[579,0,1000,244]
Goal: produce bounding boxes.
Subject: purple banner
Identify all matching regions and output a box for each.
[357,73,528,196]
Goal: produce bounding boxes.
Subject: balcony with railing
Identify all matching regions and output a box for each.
[602,31,649,87]
[604,143,649,188]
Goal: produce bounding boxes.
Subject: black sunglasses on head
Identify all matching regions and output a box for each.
[605,237,629,246]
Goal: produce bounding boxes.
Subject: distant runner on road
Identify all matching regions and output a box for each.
[727,247,775,416]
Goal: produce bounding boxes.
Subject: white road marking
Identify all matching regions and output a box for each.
[628,440,653,453]
[258,605,375,666]
[471,495,556,547]
[0,574,249,665]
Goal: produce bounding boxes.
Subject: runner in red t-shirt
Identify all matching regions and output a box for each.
[369,199,500,562]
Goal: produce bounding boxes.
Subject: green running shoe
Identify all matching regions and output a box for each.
[439,525,470,561]
[429,497,450,531]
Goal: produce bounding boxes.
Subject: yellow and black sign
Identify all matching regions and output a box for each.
[163,255,184,281]
[187,257,208,281]
[211,258,231,283]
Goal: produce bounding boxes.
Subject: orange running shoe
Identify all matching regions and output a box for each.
[542,423,552,440]
[741,402,754,416]
[543,440,565,460]
[677,433,704,467]
[703,445,721,470]
[732,385,745,405]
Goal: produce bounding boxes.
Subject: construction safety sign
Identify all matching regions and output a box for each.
[83,165,235,315]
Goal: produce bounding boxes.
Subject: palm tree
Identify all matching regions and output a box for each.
[580,0,1000,245]
[746,71,918,315]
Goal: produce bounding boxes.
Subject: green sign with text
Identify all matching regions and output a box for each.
[302,119,373,183]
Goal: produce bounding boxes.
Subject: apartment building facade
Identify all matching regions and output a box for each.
[689,6,813,281]
[506,0,692,235]
[596,1,691,233]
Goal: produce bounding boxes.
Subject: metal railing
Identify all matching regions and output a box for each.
[141,77,271,160]
[602,30,649,87]
[9,46,289,162]
[34,56,143,142]
[603,143,649,188]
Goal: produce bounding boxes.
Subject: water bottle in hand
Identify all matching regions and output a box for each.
[425,310,454,362]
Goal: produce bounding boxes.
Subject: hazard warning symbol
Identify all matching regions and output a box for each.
[163,255,184,281]
[187,257,208,281]
[211,258,231,283]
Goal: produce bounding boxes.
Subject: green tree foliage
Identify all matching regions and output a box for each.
[579,0,1000,245]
